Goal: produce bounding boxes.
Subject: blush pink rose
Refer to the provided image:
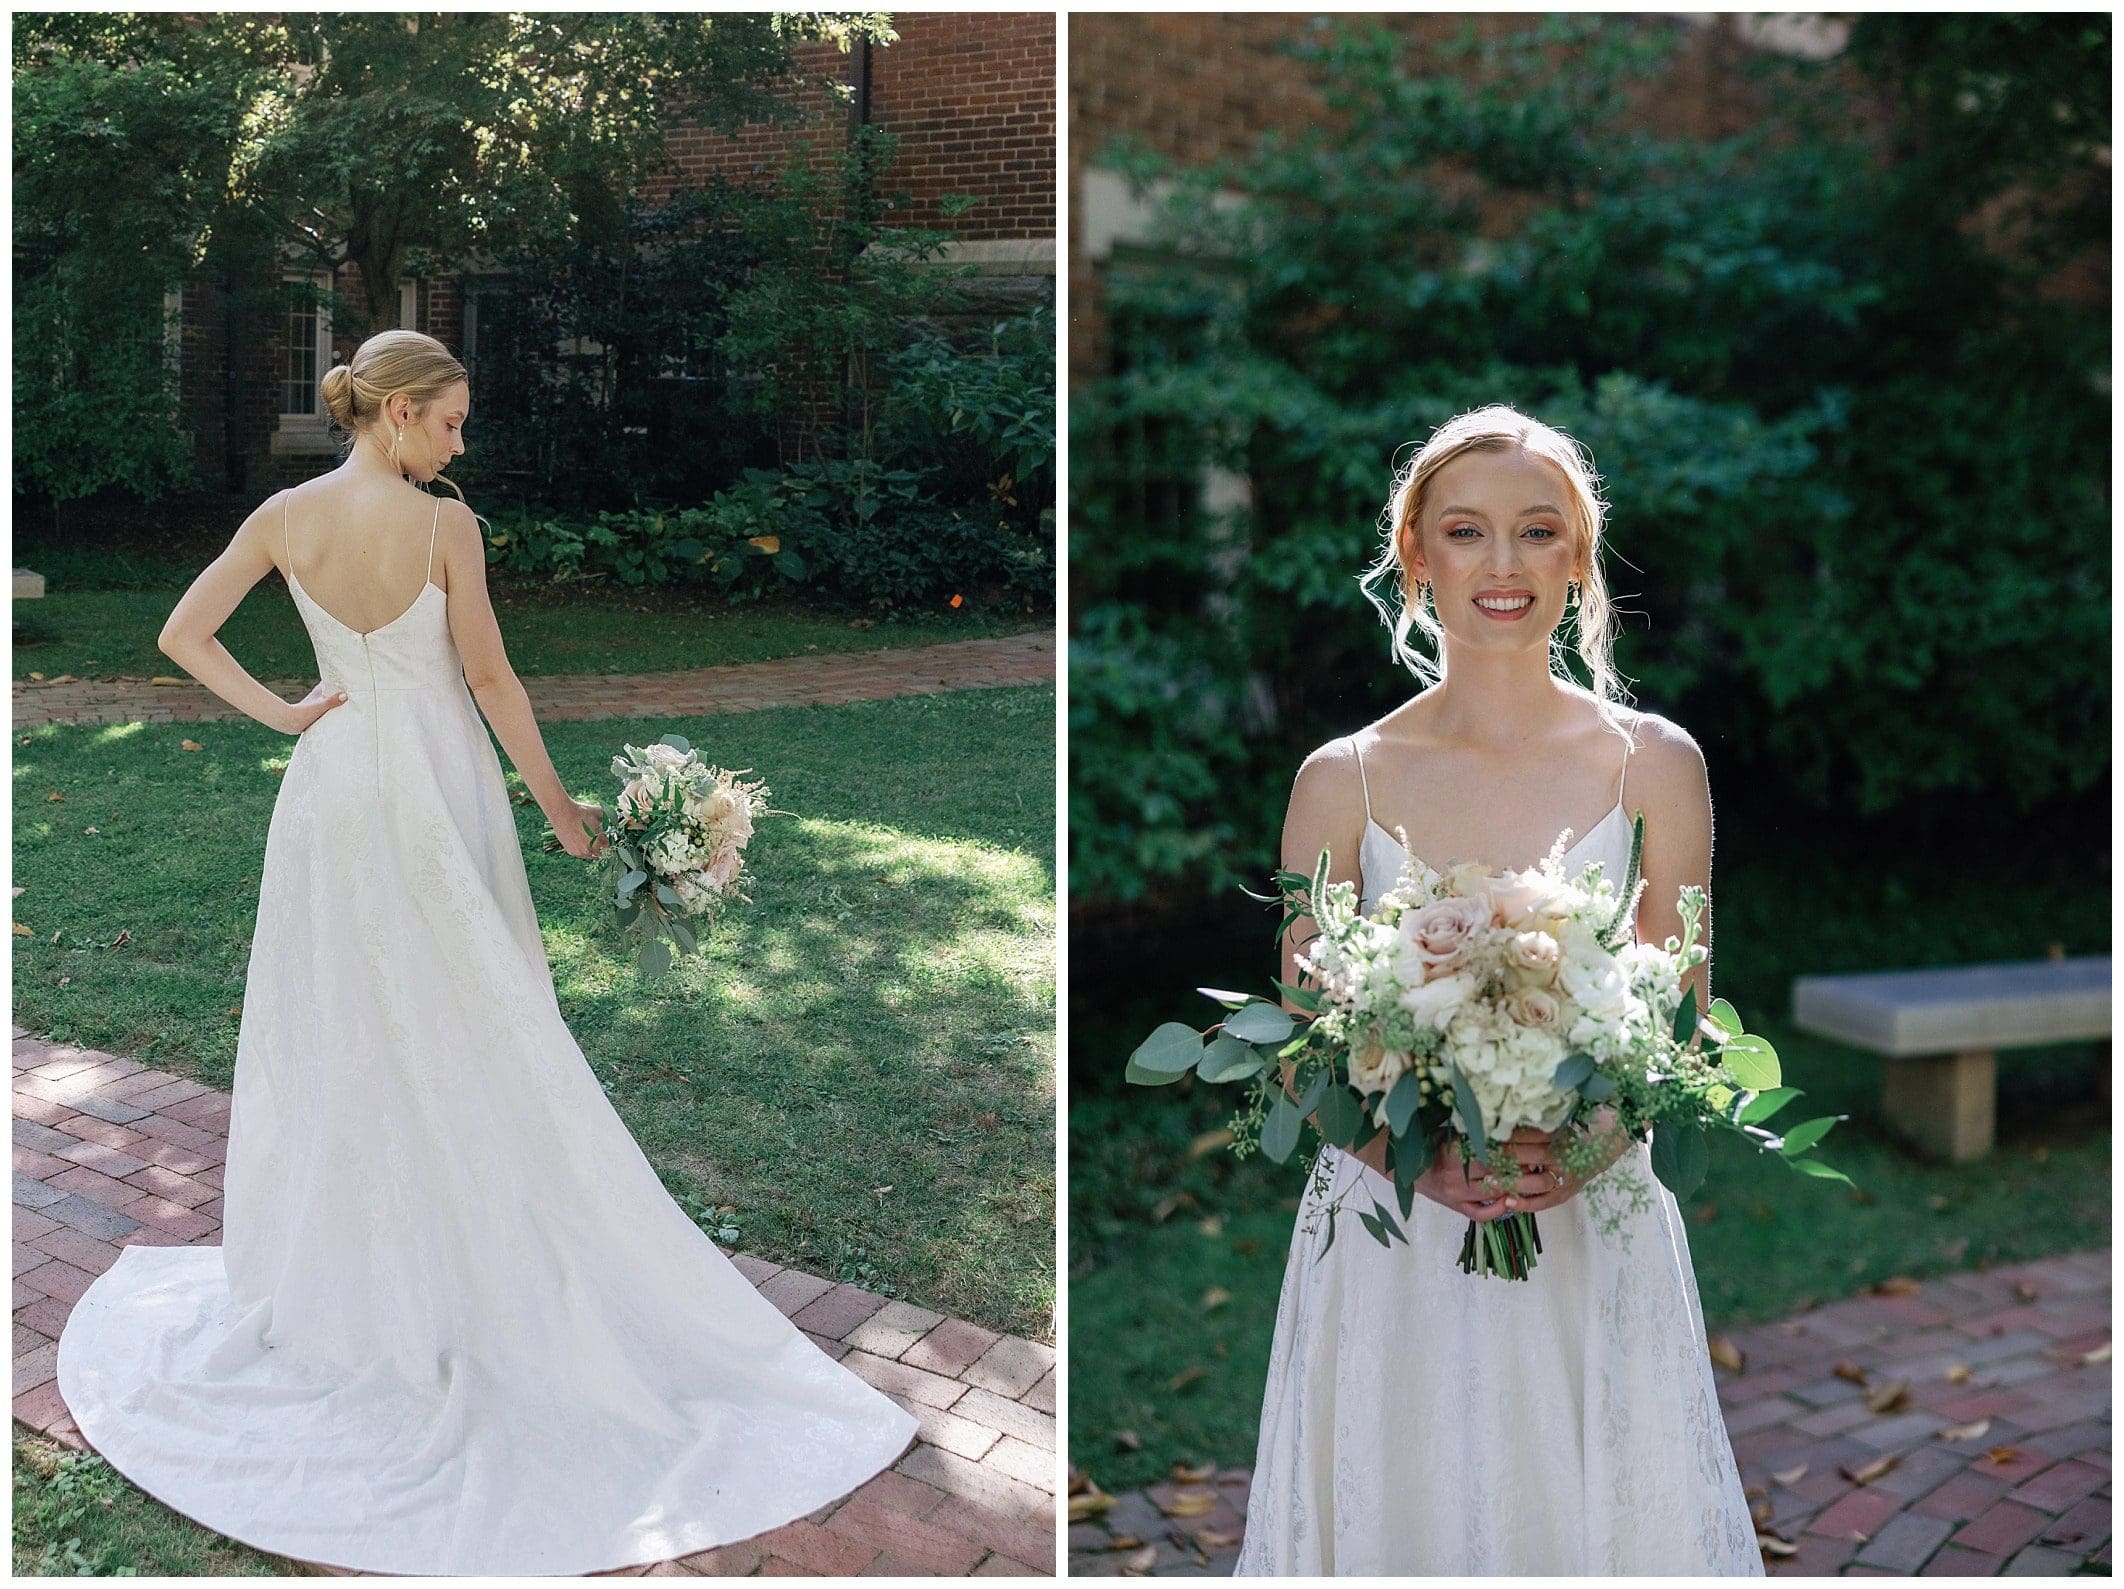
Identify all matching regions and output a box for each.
[1399,895,1490,973]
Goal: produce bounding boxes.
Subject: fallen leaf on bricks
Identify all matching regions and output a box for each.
[1839,1454,1899,1485]
[1158,1489,1217,1518]
[150,676,186,686]
[1944,1363,1973,1383]
[27,672,44,681]
[1833,1362,1869,1385]
[1870,1276,1921,1296]
[1863,1379,1910,1414]
[1937,1419,1991,1442]
[1708,1335,1745,1373]
[1171,1461,1215,1483]
[1121,1545,1158,1574]
[1110,1535,1143,1550]
[1757,1534,1797,1558]
[2013,1281,2039,1302]
[2081,1342,2111,1365]
[1771,1464,1807,1486]
[1983,1446,2025,1465]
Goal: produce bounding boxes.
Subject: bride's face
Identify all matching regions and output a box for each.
[386,381,470,482]
[1401,446,1583,653]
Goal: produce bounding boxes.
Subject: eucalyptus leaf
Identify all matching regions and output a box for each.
[655,883,682,907]
[1261,1094,1303,1163]
[638,936,673,980]
[617,868,649,899]
[1227,1003,1297,1044]
[1648,1121,1709,1199]
[1581,1070,1618,1103]
[1127,1023,1204,1079]
[657,733,693,754]
[1297,1066,1331,1117]
[1553,1051,1597,1092]
[1706,997,1744,1041]
[1359,1208,1386,1247]
[1272,979,1322,1013]
[1316,1083,1365,1148]
[1444,1062,1485,1149]
[1196,1034,1266,1084]
[1370,1199,1407,1244]
[668,915,698,955]
[1385,1071,1421,1138]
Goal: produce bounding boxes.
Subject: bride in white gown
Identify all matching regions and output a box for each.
[55,330,917,1575]
[1234,406,1761,1575]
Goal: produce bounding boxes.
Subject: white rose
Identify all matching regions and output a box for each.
[1399,969,1478,1033]
[1348,1042,1409,1097]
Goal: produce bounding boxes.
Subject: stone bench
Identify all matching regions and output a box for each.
[1791,955,2110,1161]
[14,568,45,598]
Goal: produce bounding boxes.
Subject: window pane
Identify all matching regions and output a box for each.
[283,283,317,414]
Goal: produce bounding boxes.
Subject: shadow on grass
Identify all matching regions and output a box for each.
[13,687,1056,1340]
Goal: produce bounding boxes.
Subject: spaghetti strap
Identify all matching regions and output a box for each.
[282,492,294,584]
[1615,717,1635,811]
[1351,735,1375,826]
[425,497,441,584]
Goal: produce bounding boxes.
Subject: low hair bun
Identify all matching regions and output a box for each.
[319,363,358,430]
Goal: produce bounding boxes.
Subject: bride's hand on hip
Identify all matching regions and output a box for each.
[279,681,349,735]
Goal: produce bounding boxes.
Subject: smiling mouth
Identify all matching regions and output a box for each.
[1474,594,1534,617]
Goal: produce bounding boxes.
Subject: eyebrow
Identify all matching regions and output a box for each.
[1436,503,1565,520]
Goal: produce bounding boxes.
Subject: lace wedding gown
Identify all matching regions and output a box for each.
[1233,737,1763,1576]
[56,493,916,1575]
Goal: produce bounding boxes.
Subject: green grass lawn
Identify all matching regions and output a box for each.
[13,580,1034,681]
[13,1434,306,1576]
[1067,836,2110,1492]
[14,686,1055,1343]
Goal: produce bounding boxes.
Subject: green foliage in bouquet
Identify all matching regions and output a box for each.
[1126,813,1853,1278]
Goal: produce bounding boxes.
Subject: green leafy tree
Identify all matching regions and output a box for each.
[1070,14,2108,906]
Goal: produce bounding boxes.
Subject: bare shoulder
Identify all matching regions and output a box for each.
[1288,732,1365,814]
[1622,706,1708,789]
[432,495,484,569]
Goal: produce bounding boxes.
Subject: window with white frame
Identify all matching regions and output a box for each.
[279,272,332,426]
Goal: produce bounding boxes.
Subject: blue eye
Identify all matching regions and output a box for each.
[1446,525,1479,538]
[1525,525,1556,540]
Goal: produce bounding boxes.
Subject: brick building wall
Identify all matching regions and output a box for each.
[179,11,1053,495]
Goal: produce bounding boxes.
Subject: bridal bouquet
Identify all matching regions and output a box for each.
[545,733,770,978]
[1126,814,1850,1279]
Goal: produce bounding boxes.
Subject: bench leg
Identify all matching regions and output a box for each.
[1883,1049,1996,1162]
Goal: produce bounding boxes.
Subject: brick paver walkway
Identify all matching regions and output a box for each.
[13,630,1055,728]
[1068,1253,2110,1577]
[12,1030,1057,1576]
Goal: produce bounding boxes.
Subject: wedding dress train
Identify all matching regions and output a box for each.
[1233,737,1763,1576]
[56,493,917,1575]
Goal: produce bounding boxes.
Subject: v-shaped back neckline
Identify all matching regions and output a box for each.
[288,567,445,641]
[283,487,445,640]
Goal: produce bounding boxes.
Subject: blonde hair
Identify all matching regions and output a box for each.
[1359,403,1634,729]
[319,329,475,513]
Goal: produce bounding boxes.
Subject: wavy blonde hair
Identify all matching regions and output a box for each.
[318,329,475,514]
[1359,403,1634,730]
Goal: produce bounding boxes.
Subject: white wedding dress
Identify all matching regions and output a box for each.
[56,492,916,1575]
[1234,736,1763,1576]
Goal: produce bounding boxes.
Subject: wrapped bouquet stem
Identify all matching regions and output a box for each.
[1128,814,1852,1280]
